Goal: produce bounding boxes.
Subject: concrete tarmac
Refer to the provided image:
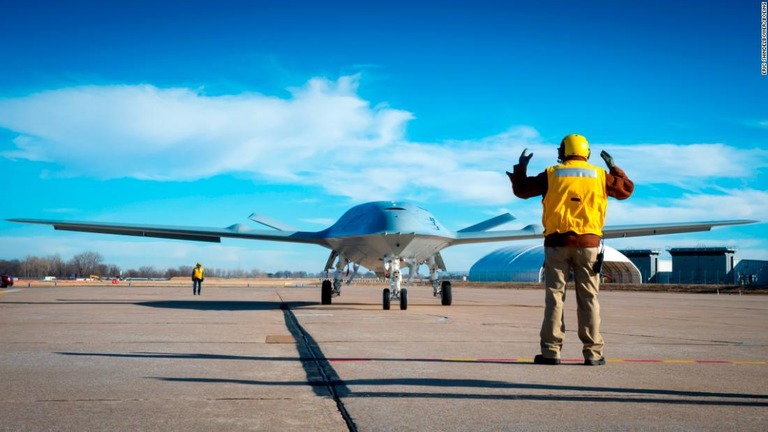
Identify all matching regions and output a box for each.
[1,284,766,431]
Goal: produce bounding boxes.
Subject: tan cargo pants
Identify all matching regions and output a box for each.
[541,246,604,361]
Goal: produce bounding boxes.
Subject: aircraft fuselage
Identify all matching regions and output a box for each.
[320,202,453,272]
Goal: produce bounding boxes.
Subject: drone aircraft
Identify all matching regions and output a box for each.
[8,201,755,310]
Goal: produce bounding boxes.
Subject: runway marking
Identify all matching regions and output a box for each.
[327,357,768,365]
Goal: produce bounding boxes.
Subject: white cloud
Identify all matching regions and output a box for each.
[606,189,768,224]
[0,75,413,182]
[1,75,766,210]
[0,76,549,204]
[598,143,768,188]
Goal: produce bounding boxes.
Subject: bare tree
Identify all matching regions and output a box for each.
[69,251,104,278]
[165,265,193,278]
[105,264,121,278]
[47,254,65,278]
[0,259,21,277]
[22,256,51,279]
[137,266,162,278]
[249,268,267,278]
[3,250,313,280]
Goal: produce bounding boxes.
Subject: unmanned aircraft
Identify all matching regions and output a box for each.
[8,201,755,310]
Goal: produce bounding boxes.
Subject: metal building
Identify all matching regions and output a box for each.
[667,247,737,284]
[732,259,768,286]
[619,249,662,282]
[469,244,641,283]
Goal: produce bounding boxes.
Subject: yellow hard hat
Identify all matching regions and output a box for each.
[196,262,202,266]
[559,134,590,161]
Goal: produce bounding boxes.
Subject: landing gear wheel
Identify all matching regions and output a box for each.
[321,280,333,305]
[383,288,391,310]
[440,281,452,306]
[400,288,408,310]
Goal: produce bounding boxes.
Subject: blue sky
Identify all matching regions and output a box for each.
[1,0,766,273]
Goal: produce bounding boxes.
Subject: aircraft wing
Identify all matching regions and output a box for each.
[6,218,330,246]
[451,219,756,246]
[601,220,757,239]
[7,217,758,248]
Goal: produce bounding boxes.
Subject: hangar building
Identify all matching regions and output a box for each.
[619,249,662,282]
[668,247,736,284]
[621,247,768,286]
[469,244,641,283]
[619,249,673,283]
[733,259,768,285]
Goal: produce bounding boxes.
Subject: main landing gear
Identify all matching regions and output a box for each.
[321,280,334,305]
[319,252,453,310]
[320,252,357,305]
[438,281,452,306]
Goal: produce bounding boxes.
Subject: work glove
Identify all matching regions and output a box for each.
[600,150,615,169]
[519,148,533,167]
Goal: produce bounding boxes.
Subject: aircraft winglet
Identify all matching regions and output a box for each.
[248,213,296,231]
[457,213,516,233]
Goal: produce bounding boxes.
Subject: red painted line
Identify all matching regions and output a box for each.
[327,357,767,365]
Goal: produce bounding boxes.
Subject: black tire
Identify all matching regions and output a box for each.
[321,280,332,305]
[383,288,391,310]
[400,288,408,310]
[440,281,452,306]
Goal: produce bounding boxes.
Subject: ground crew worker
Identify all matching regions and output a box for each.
[192,262,204,295]
[508,134,634,366]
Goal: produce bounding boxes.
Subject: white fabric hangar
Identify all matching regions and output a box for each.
[469,244,641,283]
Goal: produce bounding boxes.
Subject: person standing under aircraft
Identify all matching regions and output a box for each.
[192,262,205,295]
[508,134,634,366]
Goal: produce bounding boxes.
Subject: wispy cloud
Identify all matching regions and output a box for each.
[0,75,412,182]
[1,75,766,210]
[607,189,768,223]
[600,143,768,188]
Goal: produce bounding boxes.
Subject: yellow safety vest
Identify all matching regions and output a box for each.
[542,160,607,236]
[193,267,204,279]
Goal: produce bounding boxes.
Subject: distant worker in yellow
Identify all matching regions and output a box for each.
[508,134,634,366]
[192,262,205,295]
